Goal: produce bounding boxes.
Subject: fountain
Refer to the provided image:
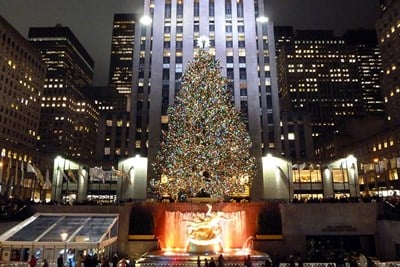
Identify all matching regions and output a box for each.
[136,203,271,266]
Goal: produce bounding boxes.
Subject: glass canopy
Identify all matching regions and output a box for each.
[0,213,119,248]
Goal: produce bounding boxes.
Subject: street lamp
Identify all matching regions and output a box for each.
[140,15,152,25]
[256,16,269,23]
[61,232,68,265]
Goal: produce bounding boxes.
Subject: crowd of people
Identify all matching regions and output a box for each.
[291,194,386,204]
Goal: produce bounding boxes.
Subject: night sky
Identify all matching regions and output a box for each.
[0,0,380,85]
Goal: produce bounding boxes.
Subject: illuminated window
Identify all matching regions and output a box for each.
[332,168,348,183]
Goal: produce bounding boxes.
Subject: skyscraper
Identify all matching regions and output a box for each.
[0,15,47,194]
[343,30,384,116]
[276,28,384,158]
[376,0,400,124]
[109,14,136,96]
[127,0,280,199]
[29,25,99,161]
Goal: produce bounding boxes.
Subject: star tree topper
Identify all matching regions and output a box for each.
[197,35,211,49]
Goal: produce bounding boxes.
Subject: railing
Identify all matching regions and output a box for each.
[279,263,336,267]
[375,262,400,267]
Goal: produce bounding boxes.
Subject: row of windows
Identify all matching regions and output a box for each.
[164,0,245,19]
[0,28,46,72]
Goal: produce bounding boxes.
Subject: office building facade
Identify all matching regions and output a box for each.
[0,15,47,196]
[126,0,281,199]
[276,28,384,159]
[109,14,136,96]
[28,26,99,162]
[81,86,128,166]
[376,0,400,124]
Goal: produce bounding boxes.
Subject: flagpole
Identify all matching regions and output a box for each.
[110,166,113,204]
[98,167,101,204]
[13,160,18,198]
[62,159,66,204]
[309,165,313,199]
[0,155,3,194]
[20,161,25,199]
[119,168,123,203]
[54,168,61,201]
[6,157,11,197]
[287,162,291,202]
[298,167,301,200]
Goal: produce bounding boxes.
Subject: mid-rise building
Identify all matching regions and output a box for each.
[0,15,47,197]
[28,25,99,162]
[80,86,128,166]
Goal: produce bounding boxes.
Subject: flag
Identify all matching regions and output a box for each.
[309,164,314,172]
[61,169,69,181]
[27,163,35,173]
[299,162,306,170]
[89,167,105,183]
[67,168,77,183]
[14,160,18,187]
[292,164,298,170]
[42,169,52,190]
[6,158,12,184]
[20,161,25,187]
[112,166,123,177]
[32,164,45,185]
[127,166,135,185]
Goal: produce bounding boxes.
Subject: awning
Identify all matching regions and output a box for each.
[0,213,119,250]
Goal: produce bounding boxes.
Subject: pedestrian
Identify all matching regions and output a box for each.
[101,257,109,267]
[112,254,118,267]
[244,255,252,267]
[197,256,201,267]
[204,258,209,267]
[29,255,37,267]
[42,259,49,267]
[289,255,295,267]
[271,253,280,267]
[77,254,84,267]
[57,255,64,267]
[359,254,368,267]
[209,257,217,267]
[218,254,225,267]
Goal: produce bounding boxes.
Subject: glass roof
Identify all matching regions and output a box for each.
[3,213,118,243]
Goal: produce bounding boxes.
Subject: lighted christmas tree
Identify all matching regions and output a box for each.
[152,47,255,199]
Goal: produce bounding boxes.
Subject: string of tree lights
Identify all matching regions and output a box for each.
[151,48,255,199]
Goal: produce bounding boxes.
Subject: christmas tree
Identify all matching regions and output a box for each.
[152,47,255,199]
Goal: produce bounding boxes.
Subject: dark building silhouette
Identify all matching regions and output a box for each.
[80,86,128,165]
[29,25,99,161]
[0,15,47,198]
[109,13,136,96]
[376,0,400,124]
[275,27,384,160]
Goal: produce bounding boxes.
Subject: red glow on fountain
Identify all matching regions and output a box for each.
[160,204,250,254]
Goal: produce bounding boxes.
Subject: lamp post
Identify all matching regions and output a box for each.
[61,232,68,266]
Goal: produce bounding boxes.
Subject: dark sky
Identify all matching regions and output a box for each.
[0,0,380,86]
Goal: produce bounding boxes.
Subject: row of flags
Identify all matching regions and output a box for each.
[1,157,136,190]
[89,166,135,184]
[58,165,135,184]
[1,158,52,190]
